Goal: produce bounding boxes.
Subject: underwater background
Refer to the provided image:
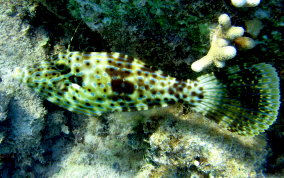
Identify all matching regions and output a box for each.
[0,0,283,177]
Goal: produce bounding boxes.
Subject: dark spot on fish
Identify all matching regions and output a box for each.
[106,68,131,78]
[145,85,150,90]
[111,79,134,94]
[97,97,103,101]
[177,87,183,92]
[117,63,123,67]
[86,102,91,106]
[87,88,91,92]
[137,70,142,75]
[108,60,112,64]
[199,87,203,91]
[169,88,175,95]
[183,94,188,98]
[119,102,125,107]
[110,96,119,101]
[85,62,90,66]
[72,96,77,100]
[150,79,155,85]
[103,89,107,93]
[194,83,198,87]
[69,75,83,87]
[129,103,136,107]
[75,68,80,73]
[125,64,132,69]
[127,56,134,62]
[125,96,132,102]
[154,98,161,103]
[168,99,176,104]
[174,94,180,98]
[161,73,167,78]
[190,99,195,103]
[151,90,157,94]
[152,73,158,78]
[191,91,197,96]
[124,70,131,75]
[61,87,68,92]
[198,94,204,99]
[110,103,114,107]
[160,90,165,94]
[173,83,179,88]
[138,79,144,85]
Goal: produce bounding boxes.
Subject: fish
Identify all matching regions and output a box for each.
[14,51,281,136]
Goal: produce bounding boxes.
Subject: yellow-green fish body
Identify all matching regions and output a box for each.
[14,51,281,136]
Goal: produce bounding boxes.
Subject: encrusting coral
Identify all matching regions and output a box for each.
[191,14,245,72]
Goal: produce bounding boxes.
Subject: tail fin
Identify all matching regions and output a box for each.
[194,63,280,136]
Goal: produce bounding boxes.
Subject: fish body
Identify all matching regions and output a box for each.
[14,51,281,135]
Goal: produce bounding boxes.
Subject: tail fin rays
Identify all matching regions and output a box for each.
[194,63,280,136]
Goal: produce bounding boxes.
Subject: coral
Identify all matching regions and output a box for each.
[51,107,268,177]
[233,37,256,50]
[138,107,268,177]
[231,0,261,7]
[191,14,245,72]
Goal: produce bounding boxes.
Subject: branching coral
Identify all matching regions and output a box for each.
[191,14,245,72]
[231,0,261,7]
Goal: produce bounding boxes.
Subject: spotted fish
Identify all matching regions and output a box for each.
[14,52,280,135]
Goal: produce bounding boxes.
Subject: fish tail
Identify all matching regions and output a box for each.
[193,63,280,136]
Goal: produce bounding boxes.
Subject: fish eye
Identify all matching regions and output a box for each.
[55,63,67,70]
[54,63,71,74]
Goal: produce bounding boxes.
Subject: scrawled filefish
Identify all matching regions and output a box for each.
[14,52,280,136]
